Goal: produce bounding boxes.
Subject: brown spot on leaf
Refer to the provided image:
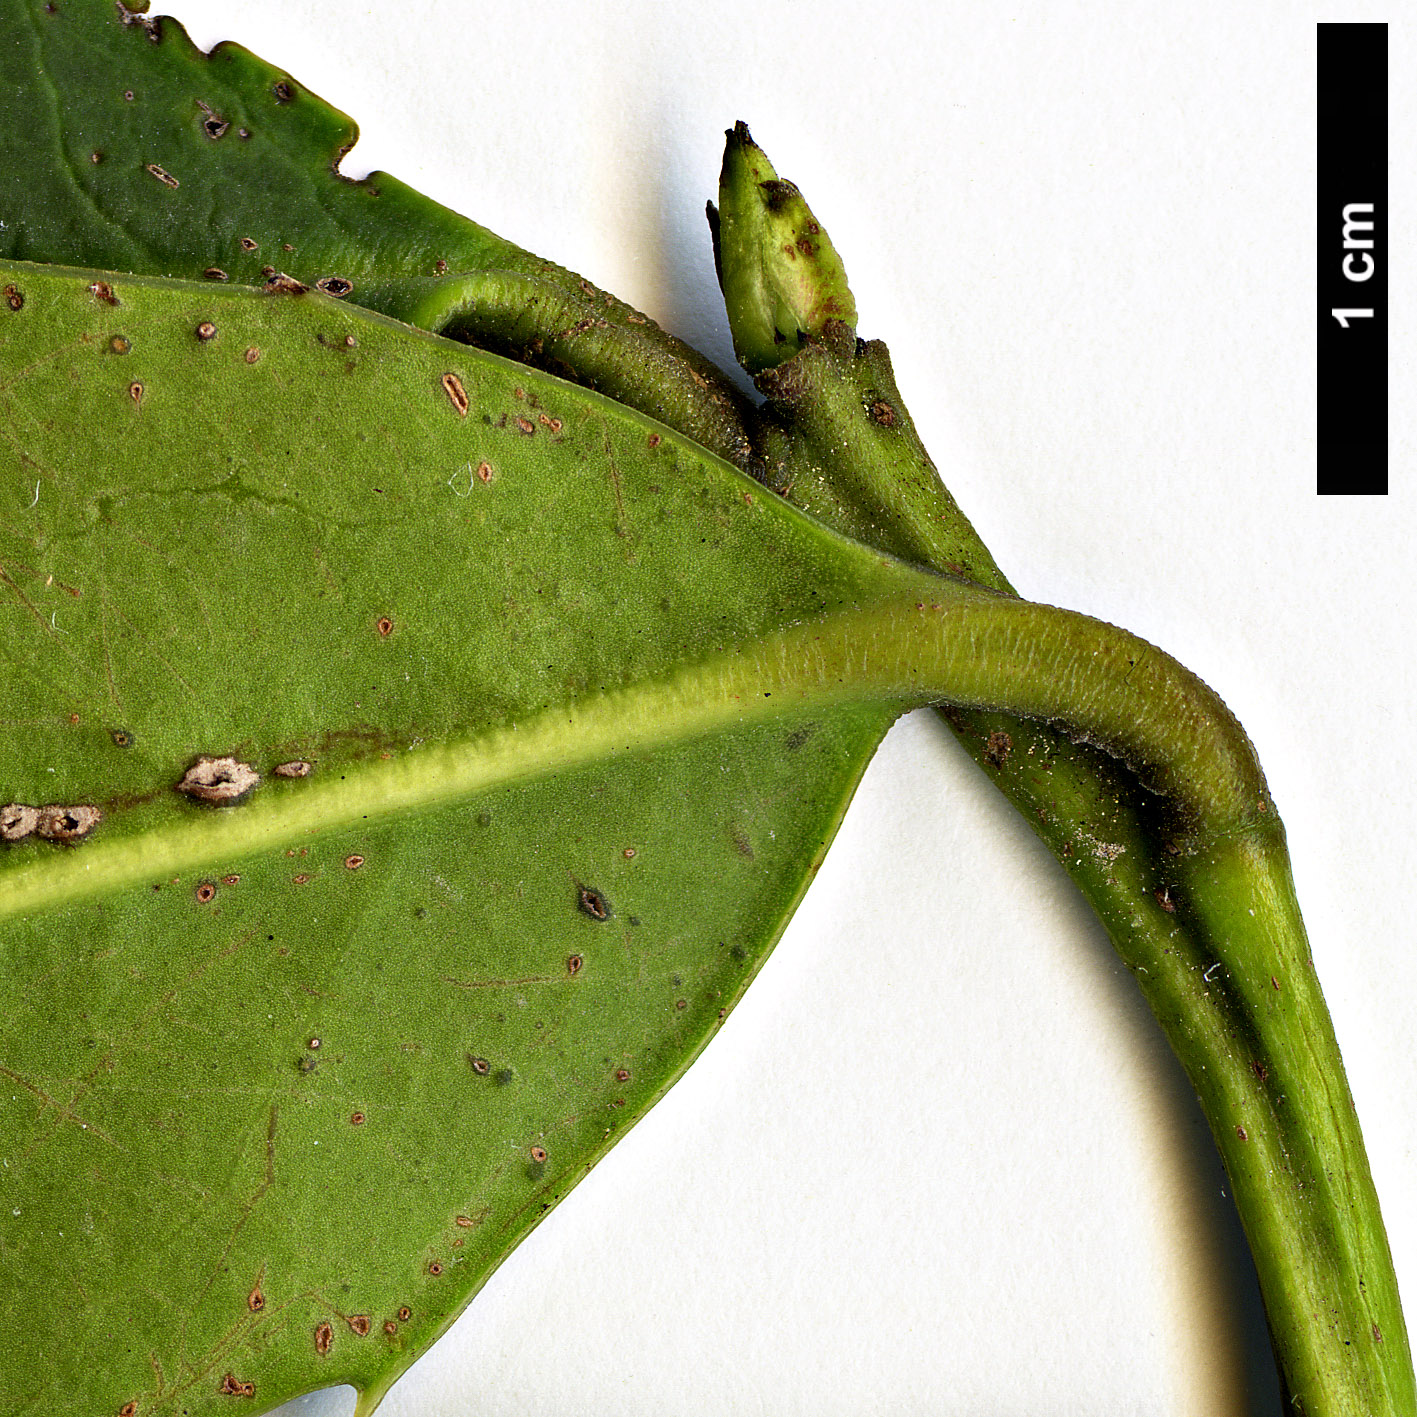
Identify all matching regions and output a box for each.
[273,760,312,778]
[123,89,134,101]
[615,1068,630,1082]
[1236,1124,1248,1142]
[88,280,118,306]
[1154,887,1176,913]
[222,874,240,885]
[292,873,311,885]
[398,1306,412,1321]
[529,1145,547,1163]
[217,1373,254,1397]
[383,1320,397,1335]
[350,1111,365,1125]
[469,1056,490,1075]
[566,954,583,976]
[675,998,688,1010]
[3,284,22,311]
[476,460,493,483]
[273,80,294,102]
[195,881,217,905]
[434,258,448,274]
[1,804,38,841]
[91,150,103,163]
[376,616,394,637]
[983,730,1013,768]
[577,885,610,921]
[427,1260,443,1276]
[514,415,535,435]
[867,398,897,427]
[314,1321,333,1356]
[202,116,229,139]
[239,236,258,251]
[247,1284,264,1312]
[196,321,217,342]
[442,372,469,416]
[145,163,179,189]
[177,756,260,805]
[204,267,229,282]
[647,433,661,448]
[243,347,260,364]
[1251,1060,1270,1084]
[344,854,365,870]
[315,276,353,298]
[348,1314,371,1336]
[119,1404,138,1417]
[308,1037,321,1050]
[109,335,130,355]
[128,381,144,404]
[263,273,308,295]
[37,805,102,842]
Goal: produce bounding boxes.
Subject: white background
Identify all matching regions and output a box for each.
[149,3,1412,1413]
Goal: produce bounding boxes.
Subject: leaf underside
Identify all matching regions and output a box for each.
[0,259,917,1413]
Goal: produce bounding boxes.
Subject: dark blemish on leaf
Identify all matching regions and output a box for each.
[1375,1322,1384,1343]
[204,267,229,281]
[350,1112,365,1126]
[344,334,357,349]
[1155,887,1176,913]
[348,1314,371,1336]
[315,276,353,298]
[675,998,687,1010]
[494,1068,514,1086]
[120,1404,138,1417]
[1,804,38,841]
[868,398,897,427]
[238,127,251,139]
[442,372,469,416]
[90,150,102,163]
[344,854,365,870]
[1271,975,1281,991]
[1236,1125,1248,1141]
[514,415,535,435]
[260,265,276,278]
[983,730,1013,768]
[177,756,260,804]
[647,433,661,448]
[434,258,448,274]
[3,284,22,311]
[399,1305,412,1321]
[110,727,136,748]
[427,1260,443,1276]
[89,280,118,305]
[221,874,240,885]
[577,885,611,921]
[263,273,309,295]
[469,1056,490,1075]
[1252,1060,1270,1084]
[376,616,394,637]
[567,954,583,976]
[244,347,260,364]
[784,724,816,751]
[476,460,493,483]
[123,89,134,101]
[383,1320,397,1335]
[239,237,258,252]
[730,943,747,961]
[292,873,311,886]
[109,335,130,355]
[218,1373,254,1397]
[615,1068,630,1082]
[247,1284,264,1312]
[314,1321,333,1355]
[196,321,217,342]
[308,1037,321,1050]
[195,881,217,905]
[297,1056,317,1075]
[37,805,102,842]
[730,825,754,860]
[273,80,294,102]
[530,1145,547,1163]
[202,116,229,139]
[273,760,312,778]
[145,163,179,189]
[622,847,636,859]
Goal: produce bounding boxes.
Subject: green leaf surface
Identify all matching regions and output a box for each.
[0,260,920,1413]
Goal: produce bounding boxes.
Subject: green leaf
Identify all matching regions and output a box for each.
[0,259,927,1413]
